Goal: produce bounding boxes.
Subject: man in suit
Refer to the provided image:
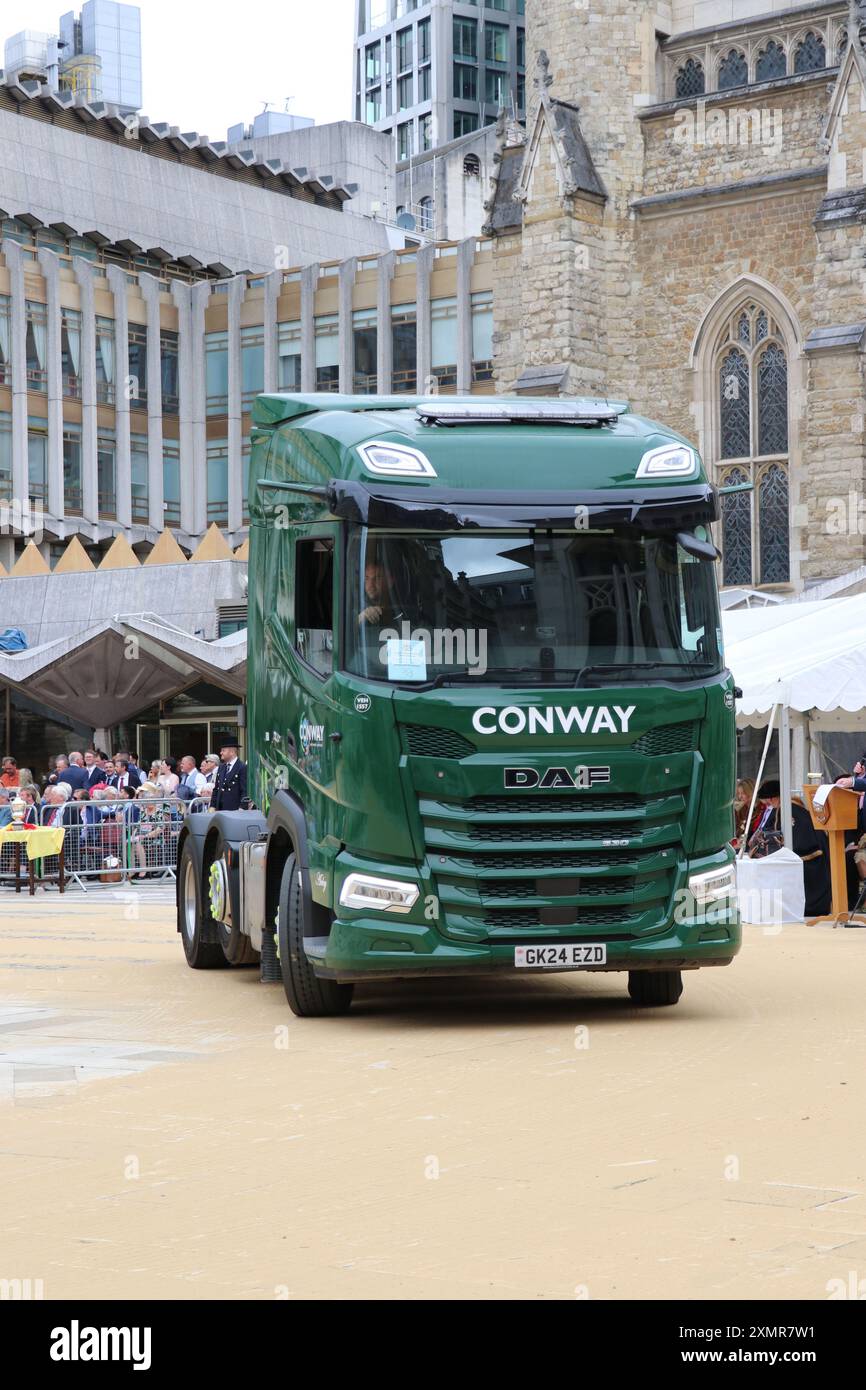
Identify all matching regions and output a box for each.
[83,749,107,789]
[109,756,142,792]
[41,783,80,828]
[211,740,248,811]
[57,752,89,793]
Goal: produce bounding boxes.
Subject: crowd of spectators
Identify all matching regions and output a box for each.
[0,748,223,880]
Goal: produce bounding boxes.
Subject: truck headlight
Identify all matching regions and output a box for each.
[636,444,697,479]
[688,864,736,907]
[339,873,420,915]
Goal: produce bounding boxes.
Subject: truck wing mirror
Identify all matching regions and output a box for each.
[676,530,720,561]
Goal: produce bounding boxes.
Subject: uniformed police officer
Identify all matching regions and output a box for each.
[210,738,248,811]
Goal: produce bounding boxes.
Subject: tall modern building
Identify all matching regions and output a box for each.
[353,0,525,158]
[3,3,142,111]
[59,1,142,111]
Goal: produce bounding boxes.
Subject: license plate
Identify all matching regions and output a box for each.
[514,943,607,969]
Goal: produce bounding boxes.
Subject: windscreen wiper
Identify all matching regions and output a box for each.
[397,666,562,691]
[574,661,716,687]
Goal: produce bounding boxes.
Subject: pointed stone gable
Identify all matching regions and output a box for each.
[99,534,140,570]
[11,542,50,576]
[190,523,234,563]
[514,51,606,210]
[821,24,866,192]
[53,536,96,574]
[144,528,188,566]
[482,110,527,236]
[233,539,250,561]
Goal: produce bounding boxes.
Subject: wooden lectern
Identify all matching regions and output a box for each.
[801,784,859,919]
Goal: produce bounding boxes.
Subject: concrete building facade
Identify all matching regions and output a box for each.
[0,69,496,767]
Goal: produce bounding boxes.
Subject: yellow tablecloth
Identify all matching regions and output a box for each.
[0,826,65,859]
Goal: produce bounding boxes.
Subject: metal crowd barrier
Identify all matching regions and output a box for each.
[31,795,211,890]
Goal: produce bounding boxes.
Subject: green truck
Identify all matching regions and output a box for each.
[177,394,740,1015]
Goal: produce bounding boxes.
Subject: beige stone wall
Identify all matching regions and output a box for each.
[670,1,810,34]
[634,187,821,432]
[489,0,866,588]
[641,82,829,196]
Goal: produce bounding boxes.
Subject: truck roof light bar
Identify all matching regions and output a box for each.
[415,399,628,428]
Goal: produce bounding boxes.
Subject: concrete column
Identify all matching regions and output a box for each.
[456,237,474,395]
[190,281,210,538]
[377,251,396,394]
[262,272,280,393]
[172,280,209,538]
[72,256,99,523]
[416,243,435,395]
[37,248,64,520]
[107,266,132,528]
[2,239,28,509]
[338,258,357,395]
[171,281,194,535]
[138,273,164,531]
[227,274,244,532]
[300,263,318,393]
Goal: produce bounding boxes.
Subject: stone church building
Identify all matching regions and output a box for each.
[486,0,866,596]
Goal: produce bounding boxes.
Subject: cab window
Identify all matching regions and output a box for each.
[295,538,334,676]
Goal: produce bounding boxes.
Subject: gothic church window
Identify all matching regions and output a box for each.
[675,57,705,98]
[718,49,748,89]
[716,304,791,587]
[793,31,827,73]
[755,40,787,81]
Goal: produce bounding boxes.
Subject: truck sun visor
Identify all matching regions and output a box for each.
[325,481,719,532]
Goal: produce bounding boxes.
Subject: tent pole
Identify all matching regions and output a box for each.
[780,703,793,850]
[792,720,805,792]
[738,703,778,860]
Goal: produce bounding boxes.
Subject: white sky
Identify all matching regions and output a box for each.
[6,0,357,136]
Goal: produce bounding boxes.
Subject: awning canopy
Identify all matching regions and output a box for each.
[0,616,247,728]
[723,593,866,729]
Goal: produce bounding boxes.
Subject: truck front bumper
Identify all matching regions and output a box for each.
[305,913,740,983]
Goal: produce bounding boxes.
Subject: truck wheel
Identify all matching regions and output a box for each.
[628,970,683,1007]
[207,858,259,967]
[277,855,353,1017]
[179,840,227,970]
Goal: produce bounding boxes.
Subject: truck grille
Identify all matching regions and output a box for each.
[632,720,697,756]
[419,788,686,943]
[468,820,643,843]
[402,724,476,759]
[402,718,697,761]
[466,793,644,815]
[484,907,639,930]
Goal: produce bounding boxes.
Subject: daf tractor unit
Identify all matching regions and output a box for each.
[177,394,740,1015]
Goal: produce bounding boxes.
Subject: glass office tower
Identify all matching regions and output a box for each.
[59,1,142,112]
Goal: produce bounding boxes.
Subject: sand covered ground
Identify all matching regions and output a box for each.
[1,890,864,1300]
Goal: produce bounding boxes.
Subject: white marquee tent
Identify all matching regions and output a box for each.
[722,592,866,848]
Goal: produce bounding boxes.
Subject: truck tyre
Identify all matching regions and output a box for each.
[179,839,227,970]
[277,854,353,1017]
[628,969,683,1007]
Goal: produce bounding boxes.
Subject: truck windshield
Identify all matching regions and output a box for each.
[345,529,723,685]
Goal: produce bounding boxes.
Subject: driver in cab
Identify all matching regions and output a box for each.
[358,557,400,628]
